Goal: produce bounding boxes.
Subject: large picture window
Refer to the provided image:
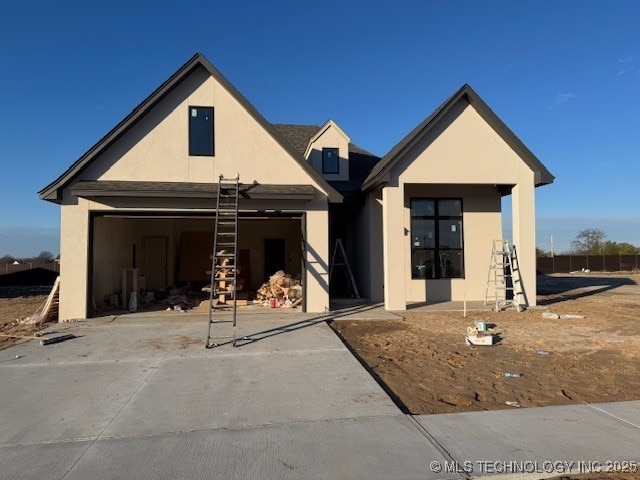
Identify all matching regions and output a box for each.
[411,198,463,279]
[189,106,214,156]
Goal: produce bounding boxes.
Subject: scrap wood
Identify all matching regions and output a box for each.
[20,276,60,325]
[0,333,42,340]
[40,334,76,345]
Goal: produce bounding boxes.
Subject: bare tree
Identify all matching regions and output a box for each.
[570,228,606,254]
[37,251,54,262]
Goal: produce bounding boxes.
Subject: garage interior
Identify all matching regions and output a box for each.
[90,213,304,314]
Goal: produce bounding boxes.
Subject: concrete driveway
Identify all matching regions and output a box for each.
[2,309,639,479]
[0,311,451,480]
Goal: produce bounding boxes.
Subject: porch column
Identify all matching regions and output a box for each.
[304,195,330,312]
[382,185,406,310]
[59,197,90,321]
[511,181,537,307]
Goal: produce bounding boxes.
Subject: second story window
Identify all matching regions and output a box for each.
[322,148,339,174]
[189,106,214,156]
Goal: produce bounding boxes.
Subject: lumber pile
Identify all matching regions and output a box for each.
[255,270,303,308]
[20,276,60,325]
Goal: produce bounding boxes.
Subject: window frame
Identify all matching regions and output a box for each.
[188,106,215,156]
[321,147,339,174]
[410,197,464,279]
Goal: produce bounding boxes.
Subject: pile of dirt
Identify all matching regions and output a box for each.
[332,274,640,414]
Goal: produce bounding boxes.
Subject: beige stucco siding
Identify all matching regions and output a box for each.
[57,65,332,320]
[380,98,538,309]
[354,190,383,301]
[307,123,350,181]
[80,66,329,190]
[396,101,532,186]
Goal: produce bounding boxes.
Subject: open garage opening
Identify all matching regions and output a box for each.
[88,212,305,316]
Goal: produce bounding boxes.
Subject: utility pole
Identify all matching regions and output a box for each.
[550,235,554,257]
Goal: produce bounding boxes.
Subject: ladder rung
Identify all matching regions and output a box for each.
[216,253,235,258]
[216,243,236,247]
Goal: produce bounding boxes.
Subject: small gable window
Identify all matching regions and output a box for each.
[322,148,339,174]
[189,106,214,156]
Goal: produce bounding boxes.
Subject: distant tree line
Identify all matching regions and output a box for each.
[537,229,639,257]
[0,251,59,264]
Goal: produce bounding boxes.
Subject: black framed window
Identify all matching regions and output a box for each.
[411,198,463,279]
[189,106,214,156]
[322,148,339,173]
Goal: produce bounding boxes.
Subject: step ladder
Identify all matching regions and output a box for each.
[205,175,240,348]
[484,239,525,312]
[329,238,360,298]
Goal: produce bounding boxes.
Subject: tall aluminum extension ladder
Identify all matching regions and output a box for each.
[205,175,240,348]
[484,239,525,312]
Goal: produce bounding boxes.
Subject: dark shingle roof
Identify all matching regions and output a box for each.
[271,124,320,157]
[270,123,379,201]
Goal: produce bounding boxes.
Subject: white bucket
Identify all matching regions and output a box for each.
[474,320,487,332]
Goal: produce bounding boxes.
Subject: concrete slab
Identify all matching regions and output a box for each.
[415,403,640,476]
[589,400,640,428]
[329,303,403,321]
[0,441,90,480]
[66,416,454,480]
[406,300,492,312]
[102,348,397,437]
[0,362,151,444]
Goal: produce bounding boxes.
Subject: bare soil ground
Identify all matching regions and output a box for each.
[0,289,53,350]
[331,274,640,415]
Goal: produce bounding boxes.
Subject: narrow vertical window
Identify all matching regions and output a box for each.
[411,198,464,279]
[189,106,214,156]
[322,148,339,174]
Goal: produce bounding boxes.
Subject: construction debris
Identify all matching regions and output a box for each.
[255,270,303,308]
[465,325,495,346]
[20,277,60,325]
[542,311,585,320]
[40,334,76,345]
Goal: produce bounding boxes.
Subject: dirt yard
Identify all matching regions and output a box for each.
[0,289,53,350]
[332,274,640,415]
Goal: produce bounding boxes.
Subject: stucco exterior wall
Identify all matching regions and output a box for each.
[80,66,331,189]
[354,190,383,301]
[57,65,331,320]
[380,100,539,309]
[307,123,350,181]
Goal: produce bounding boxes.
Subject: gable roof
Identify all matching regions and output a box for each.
[271,124,320,157]
[270,123,377,158]
[270,123,379,201]
[362,84,555,191]
[303,119,350,158]
[39,53,342,203]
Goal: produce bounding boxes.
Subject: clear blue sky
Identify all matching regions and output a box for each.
[1,0,639,256]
